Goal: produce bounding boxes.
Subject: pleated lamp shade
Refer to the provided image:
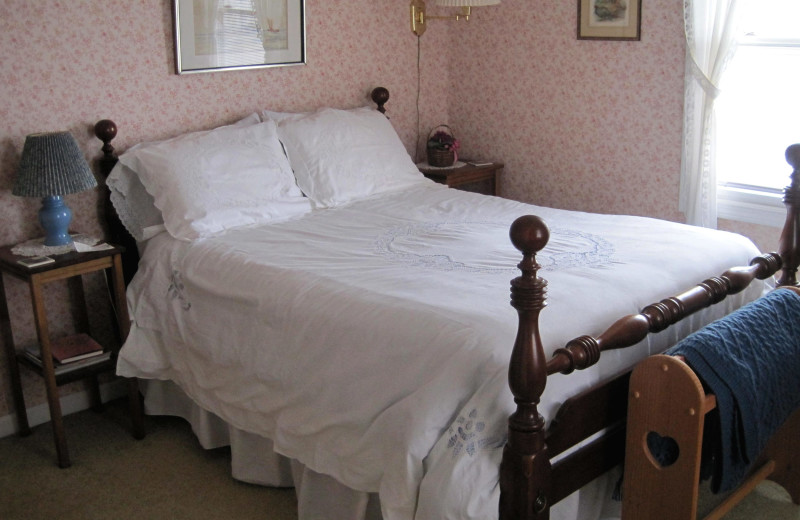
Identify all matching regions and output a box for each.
[14,131,97,246]
[435,0,500,5]
[13,132,96,198]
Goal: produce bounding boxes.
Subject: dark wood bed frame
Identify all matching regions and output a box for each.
[92,88,800,519]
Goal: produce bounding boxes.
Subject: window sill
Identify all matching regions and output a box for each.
[717,185,785,228]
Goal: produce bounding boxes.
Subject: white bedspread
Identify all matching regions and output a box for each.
[117,184,764,520]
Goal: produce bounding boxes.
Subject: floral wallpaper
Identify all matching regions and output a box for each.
[0,0,781,430]
[0,0,450,424]
[444,0,777,253]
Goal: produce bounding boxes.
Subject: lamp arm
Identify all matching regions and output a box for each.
[427,6,472,21]
[411,1,480,36]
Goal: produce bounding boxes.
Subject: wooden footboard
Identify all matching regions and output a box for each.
[500,144,800,520]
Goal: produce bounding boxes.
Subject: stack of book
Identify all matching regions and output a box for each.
[23,333,110,371]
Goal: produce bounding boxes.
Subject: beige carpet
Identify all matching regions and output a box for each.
[1,398,798,520]
[0,399,296,520]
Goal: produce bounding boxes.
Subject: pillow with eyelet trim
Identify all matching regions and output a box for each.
[107,113,262,241]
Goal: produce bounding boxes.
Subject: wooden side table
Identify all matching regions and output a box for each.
[419,161,504,196]
[0,244,144,468]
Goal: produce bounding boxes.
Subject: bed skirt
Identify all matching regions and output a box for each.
[140,379,623,520]
[141,379,384,520]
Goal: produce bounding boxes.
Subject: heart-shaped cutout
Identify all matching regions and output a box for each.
[646,431,680,467]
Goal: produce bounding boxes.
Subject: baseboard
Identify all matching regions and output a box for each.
[0,379,128,439]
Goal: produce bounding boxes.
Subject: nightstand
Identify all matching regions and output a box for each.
[419,161,504,196]
[0,244,144,468]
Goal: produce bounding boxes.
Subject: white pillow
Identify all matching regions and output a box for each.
[118,120,310,241]
[275,107,430,208]
[107,113,262,241]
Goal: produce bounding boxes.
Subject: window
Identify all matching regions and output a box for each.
[715,0,800,227]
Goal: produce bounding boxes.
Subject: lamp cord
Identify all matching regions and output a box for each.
[415,35,421,164]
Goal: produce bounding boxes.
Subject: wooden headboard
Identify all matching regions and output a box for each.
[93,87,393,285]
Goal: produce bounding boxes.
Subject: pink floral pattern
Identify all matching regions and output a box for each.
[445,0,776,247]
[0,0,777,422]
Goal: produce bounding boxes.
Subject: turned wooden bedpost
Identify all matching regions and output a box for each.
[92,119,145,439]
[500,215,552,520]
[778,144,800,286]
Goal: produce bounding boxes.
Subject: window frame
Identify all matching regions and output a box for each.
[717,183,785,227]
[715,34,800,228]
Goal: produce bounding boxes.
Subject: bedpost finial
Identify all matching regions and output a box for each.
[786,144,800,171]
[94,119,117,144]
[371,87,389,114]
[510,215,549,256]
[94,119,118,159]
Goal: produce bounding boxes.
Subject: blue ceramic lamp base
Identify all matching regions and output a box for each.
[39,195,73,246]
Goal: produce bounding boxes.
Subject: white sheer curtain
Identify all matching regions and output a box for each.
[679,0,742,227]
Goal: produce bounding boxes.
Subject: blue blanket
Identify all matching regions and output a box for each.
[667,287,800,493]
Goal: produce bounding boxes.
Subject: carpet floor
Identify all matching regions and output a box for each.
[1,398,798,519]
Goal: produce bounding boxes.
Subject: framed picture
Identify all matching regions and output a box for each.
[577,0,641,41]
[174,0,306,74]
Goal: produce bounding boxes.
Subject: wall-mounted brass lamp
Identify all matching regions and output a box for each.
[410,0,500,36]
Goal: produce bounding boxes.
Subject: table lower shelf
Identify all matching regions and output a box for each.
[17,350,115,386]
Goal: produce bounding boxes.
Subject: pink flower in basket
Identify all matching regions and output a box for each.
[427,128,460,166]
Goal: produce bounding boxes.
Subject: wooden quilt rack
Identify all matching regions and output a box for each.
[623,348,800,520]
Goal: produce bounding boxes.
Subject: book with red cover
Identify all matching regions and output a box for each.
[49,334,105,364]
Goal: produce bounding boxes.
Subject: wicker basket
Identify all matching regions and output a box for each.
[426,125,457,167]
[427,148,455,167]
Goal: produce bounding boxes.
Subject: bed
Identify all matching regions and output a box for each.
[92,88,800,520]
